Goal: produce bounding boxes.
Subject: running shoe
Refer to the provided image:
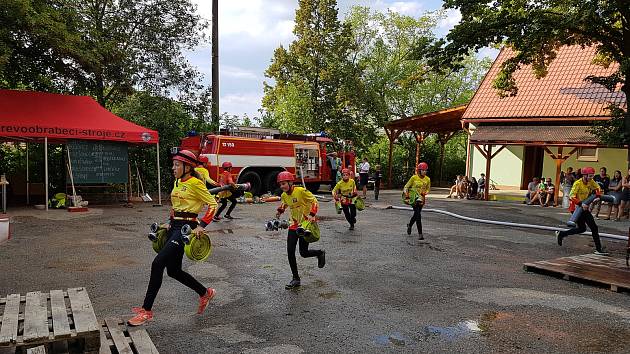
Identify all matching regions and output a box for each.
[406,224,412,235]
[127,308,153,326]
[197,288,216,314]
[285,278,301,289]
[594,249,610,256]
[555,231,563,246]
[318,251,326,268]
[224,214,234,220]
[418,233,424,240]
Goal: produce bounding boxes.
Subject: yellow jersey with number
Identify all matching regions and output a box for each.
[278,186,318,229]
[332,179,357,205]
[171,176,218,227]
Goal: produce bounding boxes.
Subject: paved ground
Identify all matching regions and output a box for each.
[1,189,630,353]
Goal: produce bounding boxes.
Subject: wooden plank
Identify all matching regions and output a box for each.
[50,290,71,339]
[67,288,99,336]
[525,254,630,291]
[99,324,112,354]
[26,345,47,354]
[128,328,159,354]
[104,318,132,354]
[0,293,21,345]
[23,292,49,343]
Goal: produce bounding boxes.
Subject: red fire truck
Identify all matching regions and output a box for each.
[177,127,355,195]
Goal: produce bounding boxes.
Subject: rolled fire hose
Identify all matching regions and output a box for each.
[208,183,250,195]
[181,224,213,262]
[388,205,628,242]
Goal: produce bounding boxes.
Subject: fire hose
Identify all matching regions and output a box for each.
[208,183,250,195]
[391,205,630,266]
[388,205,628,242]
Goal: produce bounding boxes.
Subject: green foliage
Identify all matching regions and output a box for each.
[112,92,212,192]
[416,0,630,146]
[0,0,208,107]
[263,0,365,146]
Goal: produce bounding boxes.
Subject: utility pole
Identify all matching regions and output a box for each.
[211,0,219,132]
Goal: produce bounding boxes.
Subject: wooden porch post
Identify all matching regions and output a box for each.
[385,128,401,188]
[485,144,492,201]
[543,146,578,206]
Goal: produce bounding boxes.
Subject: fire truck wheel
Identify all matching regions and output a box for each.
[238,171,262,196]
[305,183,321,194]
[264,171,282,196]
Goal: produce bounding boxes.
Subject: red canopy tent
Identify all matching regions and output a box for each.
[0,90,162,208]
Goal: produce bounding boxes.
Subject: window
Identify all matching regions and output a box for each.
[577,147,598,162]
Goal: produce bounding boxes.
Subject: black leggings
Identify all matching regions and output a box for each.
[216,195,238,216]
[142,221,206,310]
[287,230,322,279]
[342,204,356,225]
[409,202,423,234]
[559,209,603,251]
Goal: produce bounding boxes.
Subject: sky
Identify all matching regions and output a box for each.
[187,0,497,119]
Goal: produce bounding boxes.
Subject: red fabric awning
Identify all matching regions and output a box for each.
[0,90,158,144]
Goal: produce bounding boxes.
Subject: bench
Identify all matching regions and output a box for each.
[99,318,158,354]
[0,288,100,353]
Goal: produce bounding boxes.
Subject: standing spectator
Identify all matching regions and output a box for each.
[562,167,577,208]
[467,177,478,200]
[327,152,339,191]
[335,155,343,183]
[477,173,486,199]
[373,165,383,200]
[591,167,610,218]
[524,177,539,204]
[605,170,623,221]
[619,168,630,221]
[358,157,370,198]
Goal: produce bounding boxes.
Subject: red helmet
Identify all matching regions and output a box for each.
[582,166,595,175]
[222,161,233,169]
[341,168,351,175]
[417,162,429,171]
[277,171,295,184]
[172,149,198,166]
[198,155,209,164]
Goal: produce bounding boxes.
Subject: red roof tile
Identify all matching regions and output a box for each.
[470,125,599,145]
[463,46,625,121]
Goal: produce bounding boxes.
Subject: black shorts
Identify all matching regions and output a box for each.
[359,173,369,187]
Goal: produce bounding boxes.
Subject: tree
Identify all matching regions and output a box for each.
[112,92,212,191]
[0,0,208,107]
[416,0,629,164]
[346,6,490,182]
[263,0,365,146]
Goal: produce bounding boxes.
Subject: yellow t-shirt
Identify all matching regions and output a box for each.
[171,176,218,226]
[404,174,431,196]
[569,178,601,202]
[279,186,318,229]
[194,167,218,187]
[332,179,357,205]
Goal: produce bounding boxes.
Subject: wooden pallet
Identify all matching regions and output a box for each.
[524,254,630,292]
[0,288,100,353]
[99,318,158,354]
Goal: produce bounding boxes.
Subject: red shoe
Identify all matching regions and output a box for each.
[127,308,153,326]
[197,288,216,314]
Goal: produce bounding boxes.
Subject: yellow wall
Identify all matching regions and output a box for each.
[470,145,524,187]
[542,147,628,179]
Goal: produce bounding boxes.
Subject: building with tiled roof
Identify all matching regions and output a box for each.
[465,45,627,197]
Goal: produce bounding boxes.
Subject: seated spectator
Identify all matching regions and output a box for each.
[477,173,486,199]
[590,167,610,219]
[605,170,623,220]
[618,168,630,221]
[542,177,555,207]
[530,177,547,206]
[460,176,469,199]
[448,175,463,198]
[467,177,478,199]
[524,177,539,204]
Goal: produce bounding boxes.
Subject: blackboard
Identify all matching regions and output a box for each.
[67,140,128,184]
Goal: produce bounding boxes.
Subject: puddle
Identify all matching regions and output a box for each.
[318,291,341,299]
[424,320,484,341]
[374,332,409,347]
